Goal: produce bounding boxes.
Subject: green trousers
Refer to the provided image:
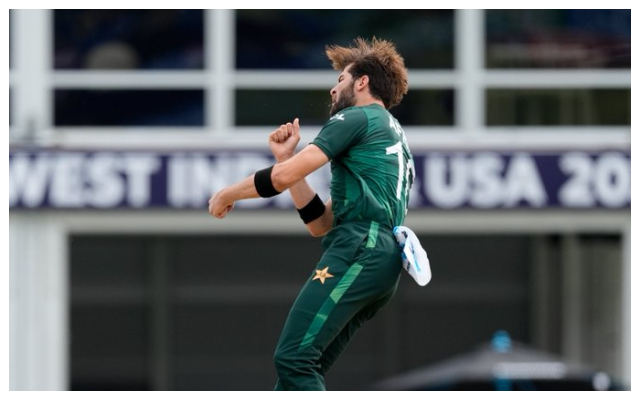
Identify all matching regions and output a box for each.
[274,220,402,390]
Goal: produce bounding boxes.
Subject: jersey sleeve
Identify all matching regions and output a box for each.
[310,108,368,160]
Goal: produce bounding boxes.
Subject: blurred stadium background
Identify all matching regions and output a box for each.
[9,9,630,390]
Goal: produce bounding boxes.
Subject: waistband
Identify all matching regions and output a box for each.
[322,220,396,252]
[334,218,394,232]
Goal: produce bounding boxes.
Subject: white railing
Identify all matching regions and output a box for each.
[9,10,631,149]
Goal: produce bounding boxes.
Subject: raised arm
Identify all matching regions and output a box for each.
[208,119,331,232]
[265,118,333,237]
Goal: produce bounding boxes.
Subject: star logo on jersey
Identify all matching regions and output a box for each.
[313,267,334,284]
[330,113,345,121]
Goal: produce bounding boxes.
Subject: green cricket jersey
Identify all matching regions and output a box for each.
[311,104,414,229]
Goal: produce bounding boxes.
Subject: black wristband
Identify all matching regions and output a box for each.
[254,165,281,198]
[297,194,326,224]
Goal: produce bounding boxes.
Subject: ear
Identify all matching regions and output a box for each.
[356,75,369,91]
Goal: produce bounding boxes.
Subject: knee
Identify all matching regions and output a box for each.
[274,347,299,389]
[273,347,324,390]
[274,345,320,376]
[273,346,295,374]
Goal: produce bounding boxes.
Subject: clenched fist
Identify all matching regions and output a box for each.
[269,118,301,162]
[208,188,234,219]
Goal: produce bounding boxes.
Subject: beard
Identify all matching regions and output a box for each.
[330,82,356,116]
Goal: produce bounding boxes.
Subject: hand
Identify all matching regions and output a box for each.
[208,188,235,219]
[269,118,301,162]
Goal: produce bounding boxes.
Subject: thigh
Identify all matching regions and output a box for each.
[319,278,399,374]
[275,223,401,359]
[274,246,366,359]
[300,225,401,353]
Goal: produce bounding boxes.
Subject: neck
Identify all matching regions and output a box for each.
[354,95,385,109]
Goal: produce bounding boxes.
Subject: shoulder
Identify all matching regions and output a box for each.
[324,106,368,129]
[311,107,370,160]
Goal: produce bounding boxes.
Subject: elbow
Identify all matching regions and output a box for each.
[271,165,295,192]
[306,203,332,238]
[306,217,331,238]
[308,226,329,238]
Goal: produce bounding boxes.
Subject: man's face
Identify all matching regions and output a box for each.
[330,66,357,116]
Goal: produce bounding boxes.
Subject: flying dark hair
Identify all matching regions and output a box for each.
[325,37,409,109]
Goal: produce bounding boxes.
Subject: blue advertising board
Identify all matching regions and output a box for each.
[9,149,630,210]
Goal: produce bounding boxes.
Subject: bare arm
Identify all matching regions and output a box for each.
[208,122,330,221]
[286,178,333,237]
[267,118,333,237]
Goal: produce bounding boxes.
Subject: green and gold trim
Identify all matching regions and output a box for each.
[298,262,364,349]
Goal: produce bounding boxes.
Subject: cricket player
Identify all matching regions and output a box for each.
[209,37,414,390]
